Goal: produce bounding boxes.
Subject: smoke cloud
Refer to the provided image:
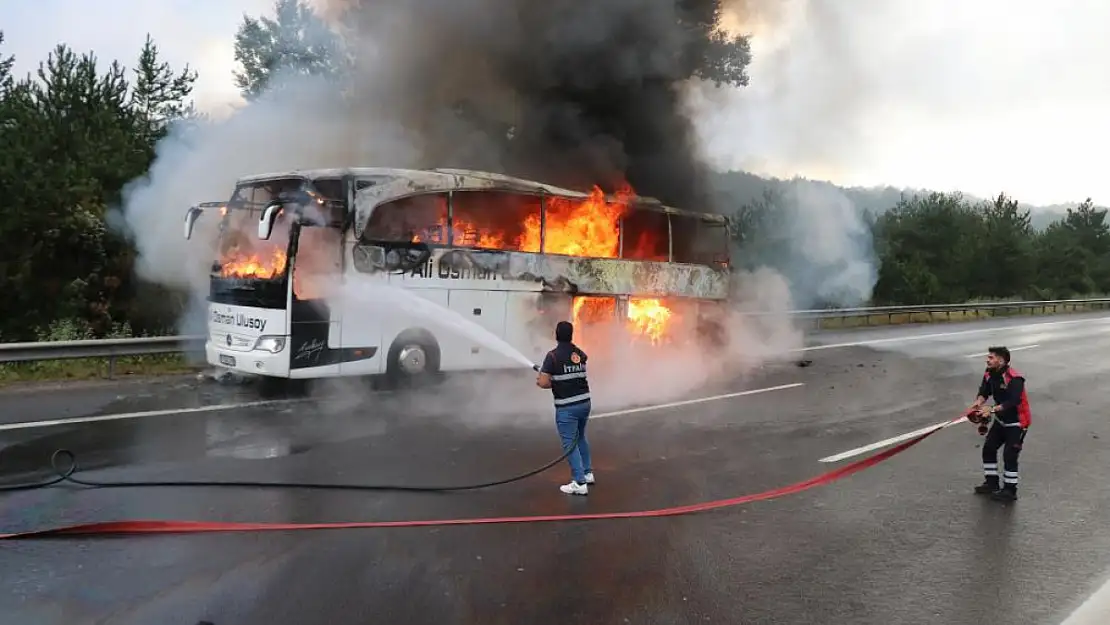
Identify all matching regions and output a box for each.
[317,0,739,209]
[690,0,880,310]
[111,0,879,412]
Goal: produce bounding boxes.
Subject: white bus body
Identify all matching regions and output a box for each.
[183,168,732,386]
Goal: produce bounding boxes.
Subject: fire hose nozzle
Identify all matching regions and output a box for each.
[532,364,540,372]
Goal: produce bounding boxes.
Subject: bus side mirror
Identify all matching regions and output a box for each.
[183,206,203,240]
[258,201,283,240]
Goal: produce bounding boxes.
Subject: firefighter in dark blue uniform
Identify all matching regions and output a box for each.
[968,345,1031,501]
[536,321,594,495]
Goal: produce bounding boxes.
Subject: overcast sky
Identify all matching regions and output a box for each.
[2,0,1107,207]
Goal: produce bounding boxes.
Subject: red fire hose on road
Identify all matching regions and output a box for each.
[0,415,968,540]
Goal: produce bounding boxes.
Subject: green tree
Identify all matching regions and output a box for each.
[973,193,1036,299]
[678,0,753,87]
[1034,219,1093,297]
[0,32,12,90]
[233,0,344,99]
[1039,199,1110,294]
[130,35,198,148]
[871,192,988,304]
[1063,198,1110,255]
[0,37,195,340]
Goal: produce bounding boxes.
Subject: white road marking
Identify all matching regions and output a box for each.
[0,383,805,433]
[0,399,306,433]
[591,383,806,420]
[1059,577,1110,625]
[794,316,1110,353]
[818,417,968,463]
[963,344,1040,358]
[2,314,1103,434]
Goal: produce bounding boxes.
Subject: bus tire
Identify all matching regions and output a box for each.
[385,329,441,389]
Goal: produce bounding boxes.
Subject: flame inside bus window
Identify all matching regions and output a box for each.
[216,210,291,280]
[536,188,627,258]
[451,190,541,252]
[570,296,616,350]
[621,208,670,262]
[359,185,717,270]
[214,177,304,281]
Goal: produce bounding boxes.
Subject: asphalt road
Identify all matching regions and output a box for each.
[4,312,1110,625]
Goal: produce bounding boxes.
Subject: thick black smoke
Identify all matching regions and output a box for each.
[325,0,750,209]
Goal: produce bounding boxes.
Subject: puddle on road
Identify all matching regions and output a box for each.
[204,420,313,460]
[0,381,535,486]
[0,414,320,484]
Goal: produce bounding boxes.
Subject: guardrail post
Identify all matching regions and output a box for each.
[108,355,115,380]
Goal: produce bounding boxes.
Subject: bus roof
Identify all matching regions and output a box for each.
[234,166,729,224]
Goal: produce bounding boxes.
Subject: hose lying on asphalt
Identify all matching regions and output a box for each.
[0,416,969,540]
[0,431,581,493]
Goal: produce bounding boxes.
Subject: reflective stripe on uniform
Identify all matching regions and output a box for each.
[551,371,587,381]
[554,392,591,406]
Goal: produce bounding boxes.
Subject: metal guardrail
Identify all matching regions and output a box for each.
[1,298,1108,372]
[0,336,207,377]
[782,297,1110,329]
[788,297,1110,317]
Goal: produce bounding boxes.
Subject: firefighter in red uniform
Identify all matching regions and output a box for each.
[967,346,1031,501]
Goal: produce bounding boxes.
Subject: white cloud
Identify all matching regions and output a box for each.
[701,0,1110,205]
[0,0,271,113]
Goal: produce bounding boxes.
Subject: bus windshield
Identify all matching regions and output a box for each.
[212,177,305,281]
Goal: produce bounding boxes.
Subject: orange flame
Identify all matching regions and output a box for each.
[220,248,288,279]
[627,298,673,345]
[570,295,675,346]
[572,296,616,326]
[521,185,632,257]
[412,183,638,258]
[452,219,511,250]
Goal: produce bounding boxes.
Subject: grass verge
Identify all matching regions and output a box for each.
[0,319,203,388]
[0,354,203,387]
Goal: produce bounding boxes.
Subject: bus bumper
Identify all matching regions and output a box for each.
[206,341,290,378]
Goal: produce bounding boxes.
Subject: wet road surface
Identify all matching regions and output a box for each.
[3,313,1110,624]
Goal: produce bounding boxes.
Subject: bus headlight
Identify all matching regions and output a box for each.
[254,335,287,353]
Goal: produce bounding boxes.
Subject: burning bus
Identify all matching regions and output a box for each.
[183,167,732,389]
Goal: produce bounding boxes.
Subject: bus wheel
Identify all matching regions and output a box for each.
[385,329,440,389]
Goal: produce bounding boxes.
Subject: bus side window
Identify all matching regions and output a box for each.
[671,214,730,266]
[451,190,541,252]
[294,226,342,300]
[364,193,449,244]
[620,207,670,261]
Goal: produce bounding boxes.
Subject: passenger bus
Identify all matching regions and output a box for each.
[182,168,732,391]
